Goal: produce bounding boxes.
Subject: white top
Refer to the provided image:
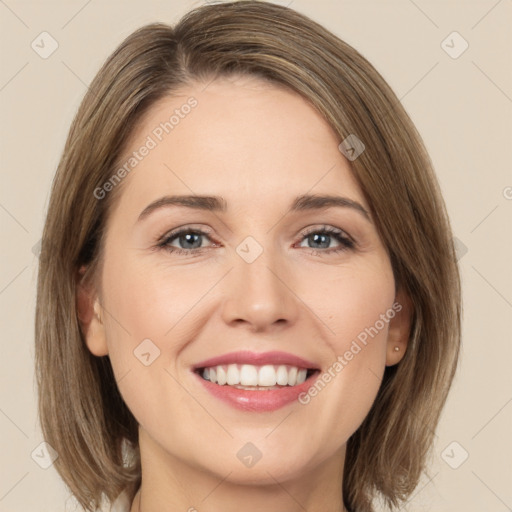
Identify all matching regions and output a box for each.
[103,491,131,512]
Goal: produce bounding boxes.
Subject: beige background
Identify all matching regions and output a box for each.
[1,0,511,511]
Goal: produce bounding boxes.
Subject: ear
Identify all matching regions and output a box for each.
[385,288,413,366]
[76,265,109,356]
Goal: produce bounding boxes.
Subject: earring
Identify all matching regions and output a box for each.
[93,302,102,323]
[393,346,400,352]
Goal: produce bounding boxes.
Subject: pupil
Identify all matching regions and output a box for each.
[182,233,201,249]
[311,233,329,249]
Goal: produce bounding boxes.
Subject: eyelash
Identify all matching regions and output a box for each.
[156,225,355,258]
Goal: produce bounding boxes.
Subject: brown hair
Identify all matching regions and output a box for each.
[35,1,461,511]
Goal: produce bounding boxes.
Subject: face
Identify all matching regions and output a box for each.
[80,75,409,486]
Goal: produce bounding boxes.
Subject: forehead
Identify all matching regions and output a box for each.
[110,76,367,218]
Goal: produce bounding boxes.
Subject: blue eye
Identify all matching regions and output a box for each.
[157,225,355,257]
[157,228,214,256]
[298,226,355,254]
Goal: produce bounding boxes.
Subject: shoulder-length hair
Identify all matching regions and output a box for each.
[35,1,461,511]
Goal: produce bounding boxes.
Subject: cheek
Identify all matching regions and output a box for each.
[312,255,395,356]
[102,250,206,349]
[99,266,193,435]
[297,258,395,437]
[99,246,224,424]
[328,282,393,359]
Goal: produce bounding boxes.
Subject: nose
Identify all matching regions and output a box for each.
[220,246,300,333]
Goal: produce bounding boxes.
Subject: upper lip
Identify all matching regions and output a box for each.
[193,350,320,370]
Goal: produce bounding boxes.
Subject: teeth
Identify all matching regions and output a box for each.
[259,365,277,386]
[296,368,307,384]
[288,366,298,386]
[276,365,288,385]
[240,364,258,386]
[200,363,313,387]
[226,364,240,385]
[216,366,227,385]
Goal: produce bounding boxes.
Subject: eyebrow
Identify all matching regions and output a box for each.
[137,194,371,222]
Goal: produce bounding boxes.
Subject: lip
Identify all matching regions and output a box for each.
[192,350,319,370]
[193,369,320,412]
[192,350,321,412]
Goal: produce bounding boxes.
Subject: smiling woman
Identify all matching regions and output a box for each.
[34,2,461,512]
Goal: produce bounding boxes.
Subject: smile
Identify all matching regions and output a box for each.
[192,351,320,411]
[198,364,315,389]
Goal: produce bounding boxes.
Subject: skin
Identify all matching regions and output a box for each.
[77,75,411,512]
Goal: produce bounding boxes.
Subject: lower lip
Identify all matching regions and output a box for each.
[194,371,319,412]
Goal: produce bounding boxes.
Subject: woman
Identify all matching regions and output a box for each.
[35,1,461,511]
